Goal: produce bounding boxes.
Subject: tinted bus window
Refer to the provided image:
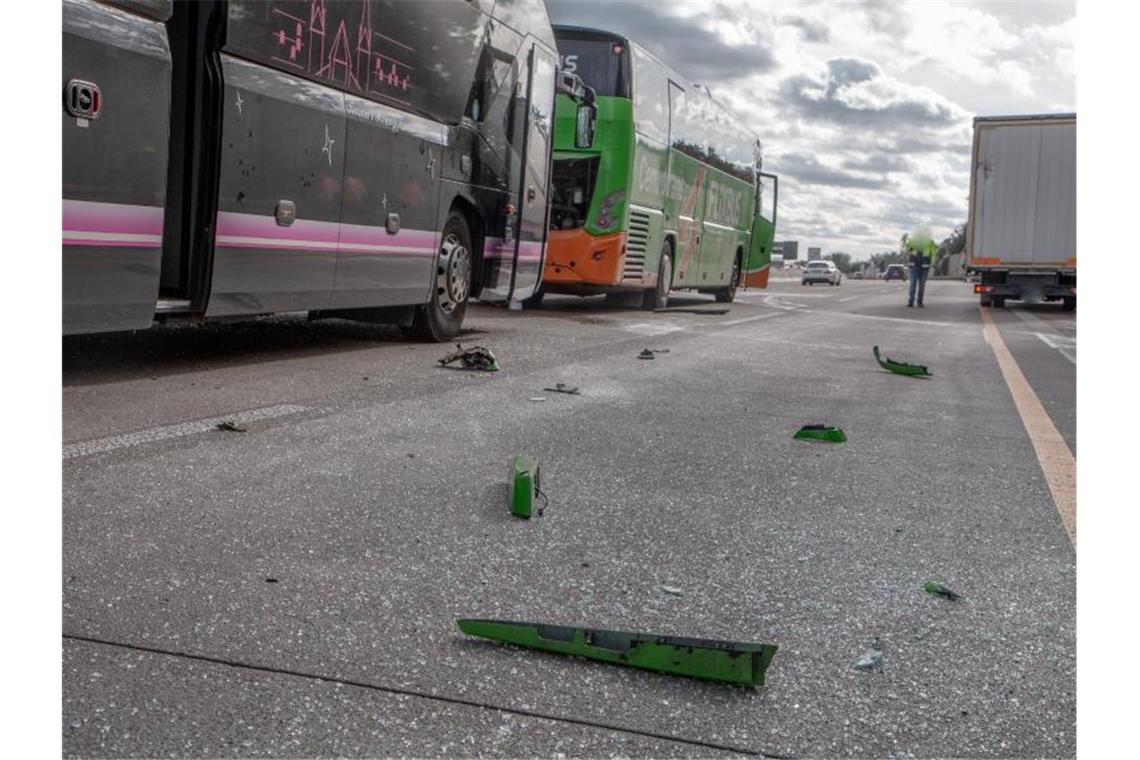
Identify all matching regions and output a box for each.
[556,36,629,98]
[632,44,668,145]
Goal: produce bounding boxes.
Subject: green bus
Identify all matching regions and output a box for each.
[540,26,777,309]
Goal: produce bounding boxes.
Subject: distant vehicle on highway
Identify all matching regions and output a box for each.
[852,272,864,280]
[802,260,842,286]
[884,264,907,281]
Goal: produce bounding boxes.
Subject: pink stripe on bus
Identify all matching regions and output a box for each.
[62,199,165,245]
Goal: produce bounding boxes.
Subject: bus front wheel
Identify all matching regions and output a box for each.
[405,211,472,341]
[643,244,672,310]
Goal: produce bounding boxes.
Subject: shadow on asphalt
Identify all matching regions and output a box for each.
[62,316,488,387]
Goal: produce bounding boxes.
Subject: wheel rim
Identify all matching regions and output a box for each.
[436,232,470,314]
[661,256,672,296]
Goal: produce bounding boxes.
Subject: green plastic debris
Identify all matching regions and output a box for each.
[457,619,778,687]
[874,346,931,377]
[510,456,541,518]
[794,424,847,443]
[439,344,500,371]
[923,581,963,600]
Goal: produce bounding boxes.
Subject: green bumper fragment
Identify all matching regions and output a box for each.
[795,424,847,443]
[874,346,931,377]
[457,619,778,687]
[510,456,540,518]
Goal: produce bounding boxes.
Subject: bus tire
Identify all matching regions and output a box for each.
[405,211,472,341]
[643,244,672,310]
[714,254,741,303]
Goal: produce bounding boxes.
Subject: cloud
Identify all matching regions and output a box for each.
[782,15,830,43]
[781,57,968,127]
[544,0,774,82]
[843,154,912,173]
[776,151,891,189]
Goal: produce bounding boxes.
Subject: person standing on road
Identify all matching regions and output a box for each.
[905,228,937,308]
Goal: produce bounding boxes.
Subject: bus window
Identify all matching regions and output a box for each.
[556,36,629,98]
[632,45,668,145]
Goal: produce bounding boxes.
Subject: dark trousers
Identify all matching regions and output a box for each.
[907,265,929,305]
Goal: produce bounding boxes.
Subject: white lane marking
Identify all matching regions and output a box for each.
[800,309,957,328]
[838,296,858,302]
[623,322,684,336]
[719,311,790,326]
[1035,332,1077,365]
[63,404,309,460]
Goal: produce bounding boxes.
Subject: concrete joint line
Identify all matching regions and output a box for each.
[62,633,782,758]
[980,307,1076,542]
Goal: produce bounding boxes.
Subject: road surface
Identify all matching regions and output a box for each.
[63,277,1076,758]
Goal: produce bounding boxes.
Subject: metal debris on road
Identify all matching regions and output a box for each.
[794,424,847,443]
[855,640,884,670]
[660,585,684,596]
[216,421,247,433]
[528,397,547,403]
[638,348,670,359]
[544,383,581,395]
[510,455,542,518]
[439,343,500,372]
[874,345,932,377]
[924,581,963,600]
[456,618,779,686]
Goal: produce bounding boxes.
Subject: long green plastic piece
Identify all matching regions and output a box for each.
[794,424,847,443]
[457,618,778,687]
[510,456,540,518]
[874,345,931,377]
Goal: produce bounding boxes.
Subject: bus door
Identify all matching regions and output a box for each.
[666,80,705,288]
[205,54,346,317]
[482,43,556,304]
[63,0,172,334]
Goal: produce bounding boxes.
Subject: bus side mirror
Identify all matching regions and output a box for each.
[576,102,597,148]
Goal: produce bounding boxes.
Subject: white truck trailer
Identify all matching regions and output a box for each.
[966,113,1076,309]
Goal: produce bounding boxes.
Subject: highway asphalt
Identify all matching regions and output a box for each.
[62,276,1076,758]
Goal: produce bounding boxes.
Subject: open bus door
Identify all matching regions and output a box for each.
[744,169,778,289]
[481,42,557,306]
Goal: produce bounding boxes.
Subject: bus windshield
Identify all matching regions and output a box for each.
[555,35,630,99]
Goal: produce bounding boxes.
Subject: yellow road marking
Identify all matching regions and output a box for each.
[980,307,1076,542]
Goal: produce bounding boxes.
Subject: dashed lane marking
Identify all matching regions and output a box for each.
[63,404,309,460]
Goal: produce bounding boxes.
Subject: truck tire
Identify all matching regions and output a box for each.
[980,295,992,307]
[1062,296,1076,311]
[404,211,472,341]
[642,243,672,310]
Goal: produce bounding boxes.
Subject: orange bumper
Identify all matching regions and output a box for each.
[543,229,627,286]
[743,267,770,288]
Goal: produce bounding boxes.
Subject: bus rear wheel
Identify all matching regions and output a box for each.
[715,255,740,303]
[642,244,672,310]
[405,211,472,341]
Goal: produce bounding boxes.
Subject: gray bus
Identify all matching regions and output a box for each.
[63,0,563,339]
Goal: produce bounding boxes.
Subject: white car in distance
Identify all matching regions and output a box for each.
[801,260,842,286]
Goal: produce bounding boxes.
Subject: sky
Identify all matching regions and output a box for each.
[544,0,1076,261]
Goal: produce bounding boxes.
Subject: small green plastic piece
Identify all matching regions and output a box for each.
[874,345,931,377]
[924,581,962,600]
[457,619,778,687]
[510,456,540,518]
[794,424,847,443]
